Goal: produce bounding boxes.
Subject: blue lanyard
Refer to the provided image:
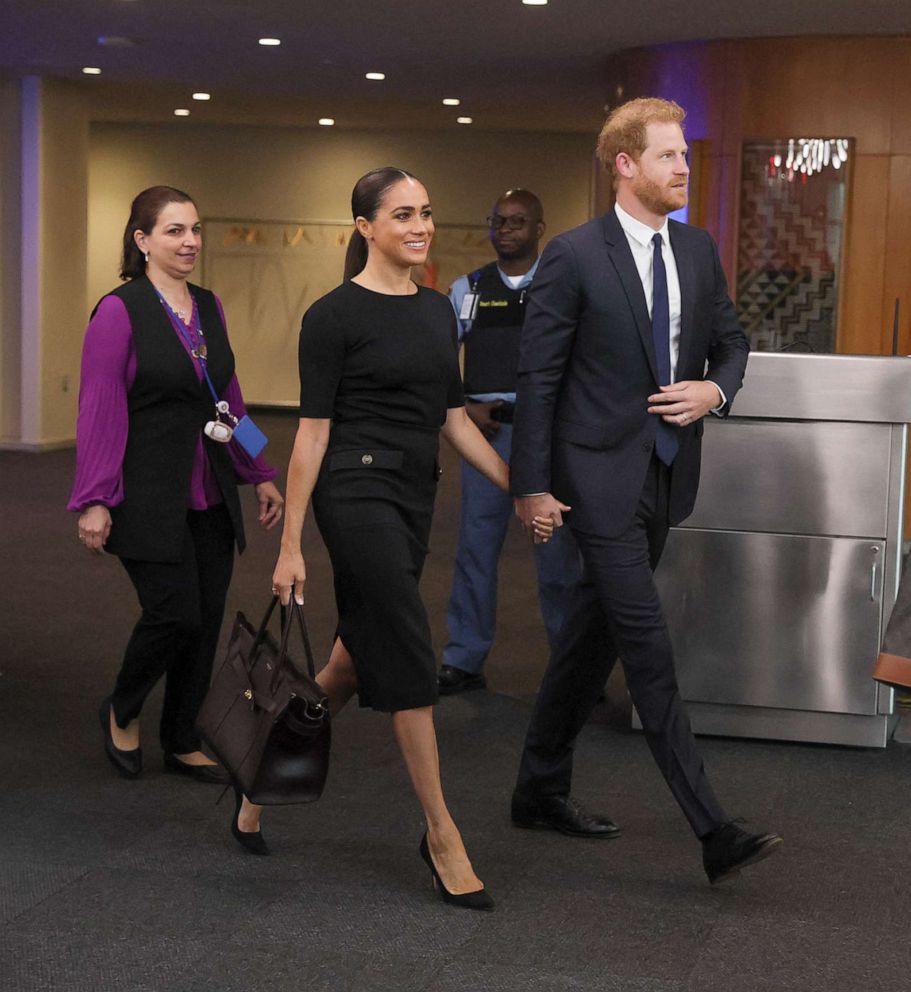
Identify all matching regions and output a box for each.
[156,291,222,409]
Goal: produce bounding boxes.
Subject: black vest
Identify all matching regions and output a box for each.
[462,262,528,395]
[98,276,246,562]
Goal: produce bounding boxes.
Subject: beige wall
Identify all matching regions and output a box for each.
[41,79,88,443]
[88,122,595,308]
[0,77,88,447]
[6,85,592,445]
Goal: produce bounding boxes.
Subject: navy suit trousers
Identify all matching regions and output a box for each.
[515,457,728,838]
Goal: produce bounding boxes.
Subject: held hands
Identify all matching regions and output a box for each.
[255,481,284,529]
[647,380,721,428]
[77,505,112,553]
[514,493,571,544]
[465,400,503,439]
[531,515,556,544]
[271,547,305,606]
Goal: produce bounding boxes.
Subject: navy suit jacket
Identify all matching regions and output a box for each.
[510,209,750,538]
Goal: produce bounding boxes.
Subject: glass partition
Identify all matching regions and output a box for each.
[736,138,851,353]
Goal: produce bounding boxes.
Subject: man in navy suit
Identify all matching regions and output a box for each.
[509,97,782,884]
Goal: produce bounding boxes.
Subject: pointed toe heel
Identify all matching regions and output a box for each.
[231,789,269,856]
[418,833,494,911]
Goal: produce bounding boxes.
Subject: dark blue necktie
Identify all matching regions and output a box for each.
[651,232,679,466]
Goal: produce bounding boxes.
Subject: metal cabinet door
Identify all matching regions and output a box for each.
[655,529,884,716]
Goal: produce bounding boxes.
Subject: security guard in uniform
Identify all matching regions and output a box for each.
[438,189,581,694]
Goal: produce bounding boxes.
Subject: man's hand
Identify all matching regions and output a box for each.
[465,400,503,439]
[647,380,721,428]
[514,493,571,533]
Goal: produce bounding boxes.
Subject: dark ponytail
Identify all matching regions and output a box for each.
[343,167,418,280]
[120,185,196,280]
[343,230,369,283]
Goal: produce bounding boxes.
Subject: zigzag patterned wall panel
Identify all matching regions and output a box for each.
[736,142,848,353]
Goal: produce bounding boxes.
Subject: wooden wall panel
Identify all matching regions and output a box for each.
[835,149,897,356]
[838,155,889,355]
[881,156,911,354]
[604,35,911,357]
[891,48,911,156]
[733,38,896,155]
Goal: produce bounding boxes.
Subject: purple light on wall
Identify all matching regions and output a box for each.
[653,45,707,230]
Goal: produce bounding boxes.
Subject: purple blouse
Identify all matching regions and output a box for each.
[68,293,276,513]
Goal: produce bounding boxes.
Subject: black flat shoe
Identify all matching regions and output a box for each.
[99,698,142,779]
[418,833,494,911]
[511,793,621,838]
[163,752,231,785]
[702,819,782,885]
[437,665,486,696]
[231,788,269,856]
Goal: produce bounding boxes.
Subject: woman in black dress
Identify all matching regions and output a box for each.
[234,168,553,909]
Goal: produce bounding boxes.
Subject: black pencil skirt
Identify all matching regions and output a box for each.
[311,421,442,712]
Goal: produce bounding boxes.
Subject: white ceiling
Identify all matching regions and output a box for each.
[1,0,909,132]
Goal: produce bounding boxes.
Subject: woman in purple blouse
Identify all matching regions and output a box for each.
[69,185,283,784]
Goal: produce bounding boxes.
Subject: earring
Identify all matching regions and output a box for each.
[144,252,149,263]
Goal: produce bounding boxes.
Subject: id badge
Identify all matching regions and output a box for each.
[459,292,479,321]
[232,415,268,458]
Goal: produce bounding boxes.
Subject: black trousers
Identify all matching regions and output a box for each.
[112,505,235,754]
[515,457,728,839]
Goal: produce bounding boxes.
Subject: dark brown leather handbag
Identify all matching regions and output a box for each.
[197,597,331,805]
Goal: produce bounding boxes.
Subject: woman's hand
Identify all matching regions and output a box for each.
[272,548,306,606]
[78,505,112,553]
[254,481,284,530]
[532,514,555,545]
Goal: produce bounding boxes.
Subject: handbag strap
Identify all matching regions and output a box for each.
[248,596,317,684]
[250,595,282,658]
[273,598,318,687]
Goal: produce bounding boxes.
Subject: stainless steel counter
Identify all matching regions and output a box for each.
[649,352,911,747]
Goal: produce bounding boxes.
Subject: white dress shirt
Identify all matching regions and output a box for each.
[614,202,725,409]
[614,201,681,381]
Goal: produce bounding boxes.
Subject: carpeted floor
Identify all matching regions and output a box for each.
[2,410,910,992]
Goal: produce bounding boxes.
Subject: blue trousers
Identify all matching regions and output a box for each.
[443,424,582,675]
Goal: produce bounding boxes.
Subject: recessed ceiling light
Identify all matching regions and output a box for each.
[174,108,191,117]
[457,116,473,125]
[365,72,385,81]
[81,67,102,75]
[442,98,460,106]
[318,118,335,126]
[97,35,134,47]
[258,37,281,46]
[523,0,548,5]
[192,92,211,101]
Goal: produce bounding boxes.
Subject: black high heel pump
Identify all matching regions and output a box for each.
[231,788,269,856]
[419,833,494,911]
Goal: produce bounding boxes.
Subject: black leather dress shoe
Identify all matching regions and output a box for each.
[437,665,486,696]
[163,752,231,784]
[99,699,142,779]
[702,820,783,884]
[511,793,621,838]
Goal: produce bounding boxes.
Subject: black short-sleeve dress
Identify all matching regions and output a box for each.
[299,280,464,711]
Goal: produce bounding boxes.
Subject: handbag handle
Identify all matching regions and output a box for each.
[276,598,318,682]
[249,595,318,683]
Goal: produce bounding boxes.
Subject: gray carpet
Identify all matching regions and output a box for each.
[2,411,910,992]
